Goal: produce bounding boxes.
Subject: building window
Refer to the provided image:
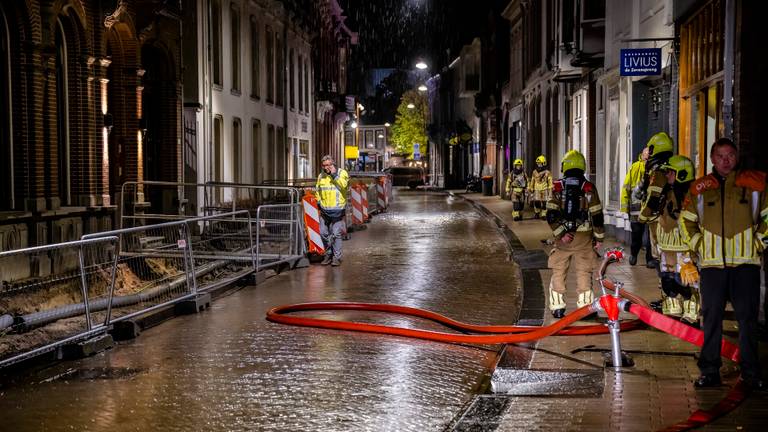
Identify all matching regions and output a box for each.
[211,0,222,87]
[213,115,223,183]
[275,33,283,107]
[0,5,13,210]
[230,3,240,93]
[233,117,241,182]
[55,19,71,206]
[265,26,273,103]
[252,119,261,183]
[276,126,285,179]
[679,0,725,174]
[298,55,303,112]
[289,49,295,109]
[267,124,275,179]
[250,17,259,99]
[303,57,309,113]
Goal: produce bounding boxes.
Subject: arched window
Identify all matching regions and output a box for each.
[55,18,71,206]
[0,5,13,210]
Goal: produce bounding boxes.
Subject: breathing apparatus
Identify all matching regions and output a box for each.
[559,150,589,233]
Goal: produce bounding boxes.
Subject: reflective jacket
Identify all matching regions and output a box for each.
[680,170,768,268]
[620,158,646,219]
[505,170,528,194]
[546,178,605,241]
[656,189,695,272]
[315,169,350,216]
[529,169,553,193]
[638,169,667,223]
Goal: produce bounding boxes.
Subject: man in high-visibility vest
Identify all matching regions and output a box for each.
[620,148,652,266]
[315,155,350,266]
[546,150,604,318]
[529,155,553,219]
[505,159,528,221]
[680,137,767,390]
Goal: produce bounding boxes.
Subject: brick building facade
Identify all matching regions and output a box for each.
[0,0,183,250]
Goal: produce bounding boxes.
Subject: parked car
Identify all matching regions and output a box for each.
[385,166,426,189]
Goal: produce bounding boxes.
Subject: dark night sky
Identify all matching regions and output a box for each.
[338,0,502,72]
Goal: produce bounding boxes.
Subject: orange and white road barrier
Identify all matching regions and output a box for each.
[350,184,364,225]
[301,190,325,255]
[360,183,370,222]
[376,177,387,211]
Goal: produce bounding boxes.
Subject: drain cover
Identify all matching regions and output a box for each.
[491,368,604,397]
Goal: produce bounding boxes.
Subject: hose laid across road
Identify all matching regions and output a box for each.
[267,299,744,432]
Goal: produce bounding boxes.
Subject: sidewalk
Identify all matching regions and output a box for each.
[454,191,768,431]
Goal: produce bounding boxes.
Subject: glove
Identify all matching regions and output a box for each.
[680,261,699,286]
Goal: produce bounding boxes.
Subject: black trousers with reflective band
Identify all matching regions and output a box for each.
[698,265,762,380]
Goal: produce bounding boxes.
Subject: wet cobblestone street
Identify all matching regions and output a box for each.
[0,190,521,432]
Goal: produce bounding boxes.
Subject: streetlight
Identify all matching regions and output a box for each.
[384,122,391,127]
[415,61,428,70]
[407,103,415,109]
[417,84,428,92]
[350,120,358,128]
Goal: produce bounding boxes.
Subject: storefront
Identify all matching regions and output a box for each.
[677,0,725,174]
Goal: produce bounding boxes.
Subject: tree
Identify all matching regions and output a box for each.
[390,90,428,158]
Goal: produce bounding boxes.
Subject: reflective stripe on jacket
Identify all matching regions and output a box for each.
[656,190,689,253]
[546,179,605,241]
[679,170,768,268]
[620,159,645,216]
[315,169,350,212]
[529,169,553,192]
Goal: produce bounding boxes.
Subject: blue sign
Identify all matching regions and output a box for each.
[413,143,420,160]
[620,48,662,76]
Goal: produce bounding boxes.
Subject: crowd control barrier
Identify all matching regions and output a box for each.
[0,237,120,368]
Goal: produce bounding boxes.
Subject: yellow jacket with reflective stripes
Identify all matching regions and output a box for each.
[529,169,553,192]
[656,190,689,252]
[546,178,605,241]
[315,169,350,213]
[680,170,768,268]
[620,158,645,217]
[639,169,666,223]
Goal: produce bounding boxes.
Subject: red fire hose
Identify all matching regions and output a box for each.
[266,250,747,430]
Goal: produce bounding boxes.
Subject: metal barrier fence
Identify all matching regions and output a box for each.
[0,237,120,368]
[83,211,255,324]
[119,181,301,229]
[120,181,305,264]
[255,204,302,272]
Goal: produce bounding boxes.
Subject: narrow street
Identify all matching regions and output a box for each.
[0,190,521,432]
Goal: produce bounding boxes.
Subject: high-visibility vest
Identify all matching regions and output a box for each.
[315,169,350,212]
[620,158,645,216]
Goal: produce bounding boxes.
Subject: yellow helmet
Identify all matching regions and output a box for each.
[513,159,523,167]
[561,150,586,173]
[535,155,547,165]
[661,155,695,183]
[646,132,674,160]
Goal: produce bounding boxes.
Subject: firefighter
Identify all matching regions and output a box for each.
[505,159,528,221]
[620,148,653,266]
[315,155,350,266]
[546,150,605,318]
[654,155,699,324]
[680,137,766,390]
[529,155,553,219]
[639,132,675,270]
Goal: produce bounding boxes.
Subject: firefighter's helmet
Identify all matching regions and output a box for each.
[561,150,587,173]
[661,155,695,183]
[535,155,547,165]
[646,132,674,160]
[513,158,523,167]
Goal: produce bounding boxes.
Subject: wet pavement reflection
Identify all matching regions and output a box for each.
[0,190,521,431]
